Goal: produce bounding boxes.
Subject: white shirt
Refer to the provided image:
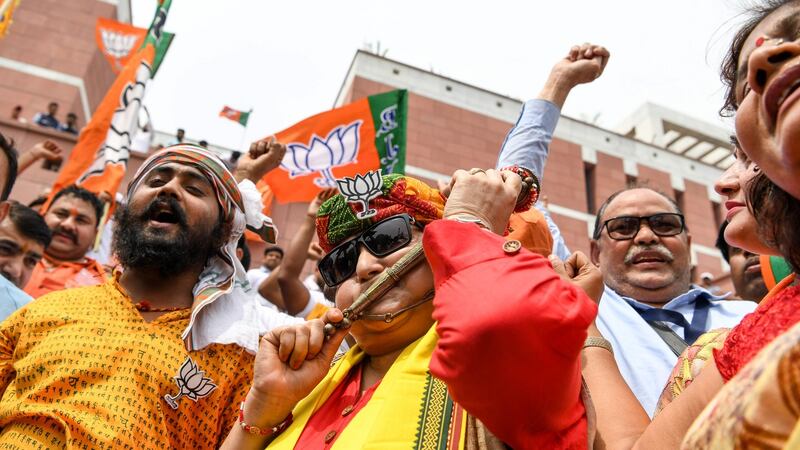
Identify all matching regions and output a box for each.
[596,285,755,416]
[246,266,278,310]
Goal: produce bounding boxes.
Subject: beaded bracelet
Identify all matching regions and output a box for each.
[499,165,541,212]
[238,401,293,437]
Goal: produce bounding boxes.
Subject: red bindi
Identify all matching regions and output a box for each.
[756,36,766,47]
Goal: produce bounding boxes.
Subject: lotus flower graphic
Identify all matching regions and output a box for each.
[336,170,384,219]
[163,357,217,410]
[281,120,362,188]
[100,29,139,69]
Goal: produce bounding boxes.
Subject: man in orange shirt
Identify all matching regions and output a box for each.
[0,140,296,449]
[24,185,106,297]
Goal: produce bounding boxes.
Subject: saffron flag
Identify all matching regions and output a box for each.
[219,106,251,126]
[0,0,20,38]
[49,0,172,201]
[95,18,147,74]
[262,89,407,203]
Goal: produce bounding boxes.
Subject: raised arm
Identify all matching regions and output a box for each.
[496,44,609,259]
[17,140,63,174]
[277,189,336,316]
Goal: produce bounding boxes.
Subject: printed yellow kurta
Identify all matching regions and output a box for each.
[0,278,254,449]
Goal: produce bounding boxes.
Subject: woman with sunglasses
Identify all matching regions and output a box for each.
[222,171,600,449]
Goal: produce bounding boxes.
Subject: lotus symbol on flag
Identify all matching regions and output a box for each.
[100,28,139,60]
[163,357,217,410]
[336,170,383,219]
[281,120,362,188]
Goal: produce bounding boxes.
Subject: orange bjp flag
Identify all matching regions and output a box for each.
[51,1,171,201]
[262,90,408,203]
[95,17,147,74]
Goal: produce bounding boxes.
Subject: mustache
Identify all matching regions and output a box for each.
[624,244,674,264]
[140,196,188,228]
[52,226,78,244]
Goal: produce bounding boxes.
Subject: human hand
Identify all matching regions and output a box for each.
[29,140,63,163]
[549,251,604,303]
[235,136,287,183]
[444,168,521,234]
[307,242,324,261]
[538,43,609,108]
[307,188,337,218]
[551,43,609,88]
[246,309,349,424]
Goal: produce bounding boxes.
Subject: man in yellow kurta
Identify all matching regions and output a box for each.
[0,141,293,449]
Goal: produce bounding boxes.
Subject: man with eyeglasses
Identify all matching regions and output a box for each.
[496,43,756,417]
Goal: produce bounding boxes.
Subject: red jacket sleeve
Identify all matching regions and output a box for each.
[424,220,597,450]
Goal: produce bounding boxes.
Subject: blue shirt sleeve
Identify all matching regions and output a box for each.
[496,99,571,259]
[0,275,31,322]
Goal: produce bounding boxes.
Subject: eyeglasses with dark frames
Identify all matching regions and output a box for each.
[594,213,685,241]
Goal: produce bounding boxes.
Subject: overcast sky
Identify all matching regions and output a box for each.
[131,0,749,151]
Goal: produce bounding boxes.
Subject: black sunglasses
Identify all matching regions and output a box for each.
[594,213,685,241]
[318,214,415,287]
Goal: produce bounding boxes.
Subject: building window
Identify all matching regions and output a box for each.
[674,189,685,213]
[584,162,596,214]
[712,201,722,229]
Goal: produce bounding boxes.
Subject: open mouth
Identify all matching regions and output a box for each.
[151,209,179,224]
[631,252,669,265]
[764,63,800,130]
[145,202,183,228]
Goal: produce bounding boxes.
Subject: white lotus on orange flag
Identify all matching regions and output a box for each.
[49,0,172,203]
[95,17,147,74]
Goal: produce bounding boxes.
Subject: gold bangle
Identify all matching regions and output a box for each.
[583,336,613,354]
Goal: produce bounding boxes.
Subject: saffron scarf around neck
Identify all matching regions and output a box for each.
[268,325,467,450]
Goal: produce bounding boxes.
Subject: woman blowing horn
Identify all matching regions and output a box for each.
[222,169,599,449]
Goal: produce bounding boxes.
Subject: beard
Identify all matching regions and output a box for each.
[113,196,227,276]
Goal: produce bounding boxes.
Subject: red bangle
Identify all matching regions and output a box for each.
[238,401,293,437]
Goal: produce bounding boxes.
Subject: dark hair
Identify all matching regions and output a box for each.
[48,101,58,108]
[8,202,51,248]
[264,245,284,257]
[720,1,797,116]
[0,133,18,201]
[592,185,685,240]
[49,185,104,224]
[66,112,77,119]
[27,196,47,210]
[747,171,800,272]
[716,222,731,263]
[237,236,251,271]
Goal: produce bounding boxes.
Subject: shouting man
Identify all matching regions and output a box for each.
[0,141,295,448]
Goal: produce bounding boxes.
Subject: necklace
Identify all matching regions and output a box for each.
[134,300,189,313]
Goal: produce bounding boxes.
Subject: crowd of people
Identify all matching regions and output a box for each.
[10,102,80,135]
[0,1,798,448]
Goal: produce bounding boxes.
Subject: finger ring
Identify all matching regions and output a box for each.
[468,168,486,175]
